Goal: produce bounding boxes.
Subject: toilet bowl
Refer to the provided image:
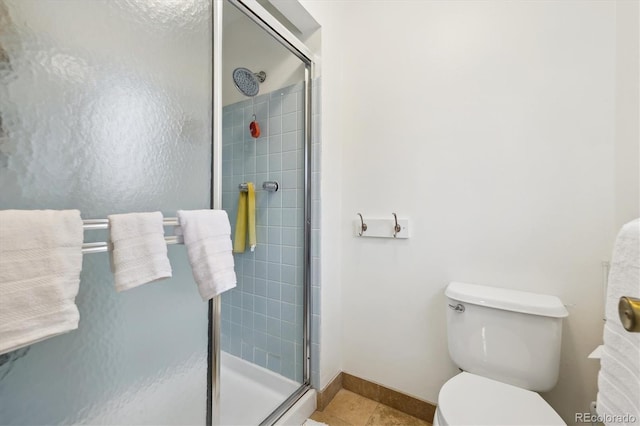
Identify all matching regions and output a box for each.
[438,282,569,426]
[433,372,565,426]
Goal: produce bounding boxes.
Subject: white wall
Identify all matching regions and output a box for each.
[614,0,640,230]
[301,1,636,424]
[297,5,345,390]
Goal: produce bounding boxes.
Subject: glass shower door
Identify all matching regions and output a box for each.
[217,1,313,424]
[0,1,212,424]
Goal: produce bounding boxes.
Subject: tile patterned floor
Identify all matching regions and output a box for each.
[310,389,432,426]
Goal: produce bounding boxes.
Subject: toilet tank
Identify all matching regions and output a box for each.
[445,282,569,392]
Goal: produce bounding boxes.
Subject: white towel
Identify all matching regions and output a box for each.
[0,209,83,355]
[176,209,236,300]
[597,218,640,426]
[108,212,172,292]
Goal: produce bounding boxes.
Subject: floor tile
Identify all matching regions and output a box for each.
[323,389,379,426]
[365,404,431,426]
[310,410,353,426]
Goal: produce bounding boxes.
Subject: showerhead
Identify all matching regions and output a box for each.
[232,67,267,97]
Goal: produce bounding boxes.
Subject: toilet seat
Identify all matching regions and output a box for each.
[437,372,566,426]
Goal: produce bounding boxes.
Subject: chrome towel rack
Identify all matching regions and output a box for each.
[81,217,182,254]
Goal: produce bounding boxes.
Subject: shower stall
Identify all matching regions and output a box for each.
[214,0,317,424]
[0,0,317,424]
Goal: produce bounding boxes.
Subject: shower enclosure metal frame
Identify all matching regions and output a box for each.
[210,1,315,424]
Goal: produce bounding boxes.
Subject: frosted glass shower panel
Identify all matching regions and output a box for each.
[0,1,212,424]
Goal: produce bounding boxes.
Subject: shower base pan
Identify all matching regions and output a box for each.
[221,351,301,425]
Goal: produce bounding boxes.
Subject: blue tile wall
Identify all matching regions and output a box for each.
[221,81,318,385]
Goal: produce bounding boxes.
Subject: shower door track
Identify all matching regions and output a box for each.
[210,1,315,425]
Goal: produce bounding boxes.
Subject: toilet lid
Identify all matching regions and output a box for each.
[438,372,566,426]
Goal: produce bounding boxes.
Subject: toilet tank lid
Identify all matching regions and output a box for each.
[446,282,569,318]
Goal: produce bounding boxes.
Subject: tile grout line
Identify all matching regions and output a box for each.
[362,402,379,426]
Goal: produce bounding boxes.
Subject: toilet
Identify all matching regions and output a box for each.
[434,282,569,426]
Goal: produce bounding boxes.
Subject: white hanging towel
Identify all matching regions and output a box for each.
[0,209,84,355]
[176,210,236,300]
[597,218,640,426]
[108,212,172,292]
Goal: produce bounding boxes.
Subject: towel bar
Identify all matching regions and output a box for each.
[82,218,178,230]
[81,237,183,254]
[81,217,182,254]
